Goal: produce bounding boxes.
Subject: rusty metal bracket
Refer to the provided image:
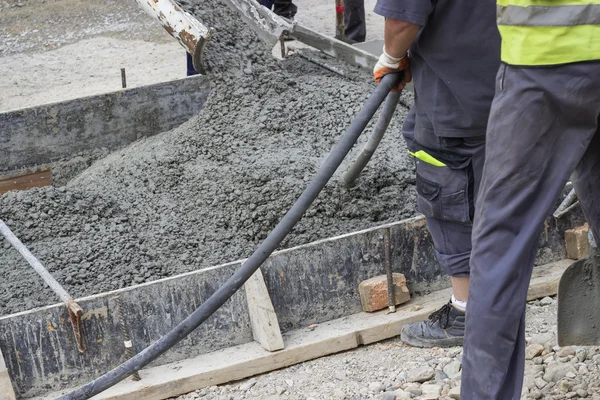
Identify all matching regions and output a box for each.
[67,300,86,353]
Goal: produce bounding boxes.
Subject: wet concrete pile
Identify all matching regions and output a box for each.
[0,0,416,316]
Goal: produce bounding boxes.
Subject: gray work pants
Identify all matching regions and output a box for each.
[344,0,366,43]
[461,61,600,400]
[403,108,486,278]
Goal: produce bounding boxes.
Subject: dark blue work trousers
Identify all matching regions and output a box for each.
[344,0,366,43]
[462,61,600,399]
[403,108,487,278]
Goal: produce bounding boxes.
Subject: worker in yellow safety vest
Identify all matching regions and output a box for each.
[461,1,600,399]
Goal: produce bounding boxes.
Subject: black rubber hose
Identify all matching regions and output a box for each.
[60,73,401,400]
[342,90,401,186]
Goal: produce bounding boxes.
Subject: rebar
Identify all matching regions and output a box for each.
[115,296,141,381]
[384,227,395,313]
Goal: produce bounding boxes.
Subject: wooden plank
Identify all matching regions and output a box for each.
[39,259,570,400]
[243,268,284,352]
[527,259,573,301]
[0,169,51,194]
[0,347,16,400]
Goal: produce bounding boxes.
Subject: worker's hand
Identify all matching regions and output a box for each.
[373,48,411,92]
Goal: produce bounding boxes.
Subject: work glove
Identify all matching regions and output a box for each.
[373,47,411,92]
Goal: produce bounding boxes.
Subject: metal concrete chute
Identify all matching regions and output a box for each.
[223,0,296,46]
[133,0,213,74]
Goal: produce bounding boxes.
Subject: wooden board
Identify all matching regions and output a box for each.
[527,259,573,301]
[0,347,16,400]
[39,259,571,400]
[0,170,51,195]
[244,268,284,351]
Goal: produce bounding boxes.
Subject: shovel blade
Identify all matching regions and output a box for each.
[557,250,600,346]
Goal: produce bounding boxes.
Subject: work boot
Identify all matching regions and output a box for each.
[400,301,465,348]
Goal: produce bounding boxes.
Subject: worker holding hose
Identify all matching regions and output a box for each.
[373,0,500,348]
[459,3,600,399]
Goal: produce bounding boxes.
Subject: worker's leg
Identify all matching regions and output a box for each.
[186,52,197,76]
[573,127,600,245]
[256,0,275,9]
[272,0,297,19]
[401,106,486,347]
[344,0,366,43]
[461,62,600,400]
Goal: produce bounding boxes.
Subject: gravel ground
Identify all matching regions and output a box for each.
[0,0,185,112]
[0,0,416,316]
[172,297,600,400]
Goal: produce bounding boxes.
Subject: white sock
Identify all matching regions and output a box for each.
[451,294,467,311]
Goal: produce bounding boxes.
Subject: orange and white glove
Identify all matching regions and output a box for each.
[373,47,411,92]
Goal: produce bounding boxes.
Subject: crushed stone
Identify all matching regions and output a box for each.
[171,299,600,400]
[0,0,415,316]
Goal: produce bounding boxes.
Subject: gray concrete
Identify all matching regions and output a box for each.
[0,209,579,398]
[0,75,211,172]
[352,39,384,57]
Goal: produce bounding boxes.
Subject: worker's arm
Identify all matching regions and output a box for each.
[374,18,420,91]
[384,18,420,59]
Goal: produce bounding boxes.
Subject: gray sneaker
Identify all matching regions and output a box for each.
[400,301,465,348]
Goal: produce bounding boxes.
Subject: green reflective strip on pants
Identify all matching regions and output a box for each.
[498,0,600,7]
[409,151,446,167]
[497,4,600,26]
[499,24,600,65]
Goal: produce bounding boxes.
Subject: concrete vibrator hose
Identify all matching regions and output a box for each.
[343,90,402,186]
[60,73,402,400]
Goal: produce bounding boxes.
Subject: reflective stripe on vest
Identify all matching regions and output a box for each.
[408,151,446,167]
[498,4,600,26]
[497,1,600,66]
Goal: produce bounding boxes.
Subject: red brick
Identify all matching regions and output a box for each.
[359,273,411,312]
[565,224,590,260]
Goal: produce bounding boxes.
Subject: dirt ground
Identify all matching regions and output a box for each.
[0,0,381,112]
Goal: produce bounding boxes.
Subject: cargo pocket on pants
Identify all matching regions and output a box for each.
[416,160,473,224]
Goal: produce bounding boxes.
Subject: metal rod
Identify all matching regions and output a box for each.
[116,297,141,381]
[335,0,345,40]
[0,218,86,352]
[121,68,127,89]
[279,31,287,59]
[292,49,347,77]
[1,219,74,304]
[384,227,395,313]
[554,188,577,218]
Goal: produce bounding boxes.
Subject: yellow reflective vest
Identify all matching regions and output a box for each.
[497,0,600,66]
